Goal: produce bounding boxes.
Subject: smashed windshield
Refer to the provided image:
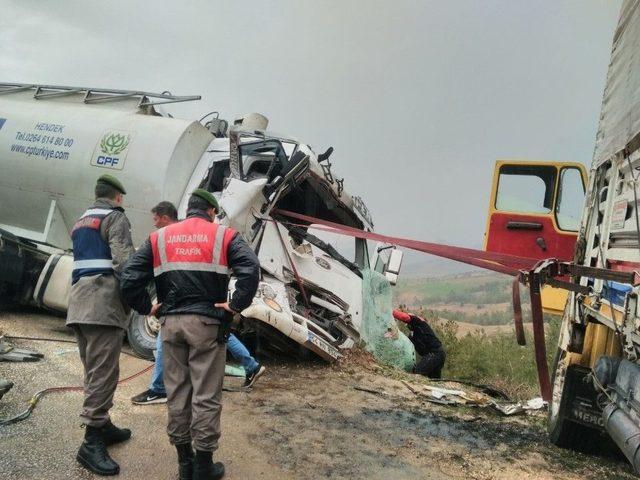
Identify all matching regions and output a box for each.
[238,138,298,182]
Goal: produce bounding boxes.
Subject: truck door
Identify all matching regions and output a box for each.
[484,161,587,312]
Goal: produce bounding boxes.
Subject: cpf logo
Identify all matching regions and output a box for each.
[91,130,133,170]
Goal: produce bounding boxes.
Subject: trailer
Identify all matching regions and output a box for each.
[482,1,640,471]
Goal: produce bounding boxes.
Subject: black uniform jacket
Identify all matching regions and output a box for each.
[408,315,443,356]
[120,210,260,322]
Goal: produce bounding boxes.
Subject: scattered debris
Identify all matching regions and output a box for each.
[54,347,79,356]
[491,397,548,416]
[353,385,389,396]
[401,379,546,416]
[225,365,246,377]
[402,380,492,406]
[402,380,421,395]
[2,312,636,479]
[0,379,13,401]
[0,335,44,362]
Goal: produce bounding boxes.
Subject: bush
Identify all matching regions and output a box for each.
[423,313,561,400]
[424,304,533,326]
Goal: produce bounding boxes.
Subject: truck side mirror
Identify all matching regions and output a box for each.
[384,248,403,285]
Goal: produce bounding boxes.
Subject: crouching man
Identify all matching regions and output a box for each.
[120,189,260,480]
[393,310,446,379]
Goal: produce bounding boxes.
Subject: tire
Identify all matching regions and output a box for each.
[126,285,159,361]
[547,348,605,452]
[127,309,160,360]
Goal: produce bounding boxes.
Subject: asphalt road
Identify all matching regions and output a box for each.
[0,311,288,480]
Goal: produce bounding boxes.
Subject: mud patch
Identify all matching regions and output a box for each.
[248,402,429,479]
[242,361,635,480]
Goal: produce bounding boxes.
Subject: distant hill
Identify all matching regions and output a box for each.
[398,250,484,278]
[391,269,538,327]
[394,270,512,305]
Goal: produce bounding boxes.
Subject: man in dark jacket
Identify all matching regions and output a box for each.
[121,189,259,480]
[393,310,446,379]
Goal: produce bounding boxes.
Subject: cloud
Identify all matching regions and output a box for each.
[0,0,623,273]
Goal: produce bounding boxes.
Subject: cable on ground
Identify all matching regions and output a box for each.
[0,335,153,427]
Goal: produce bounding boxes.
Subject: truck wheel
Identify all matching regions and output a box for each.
[547,348,602,452]
[127,309,160,360]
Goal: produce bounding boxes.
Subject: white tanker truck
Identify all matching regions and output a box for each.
[0,83,410,365]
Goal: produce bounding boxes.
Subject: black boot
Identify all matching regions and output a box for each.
[100,421,132,446]
[176,443,194,480]
[76,426,120,476]
[193,450,224,480]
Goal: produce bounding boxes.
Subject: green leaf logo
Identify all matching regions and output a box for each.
[100,132,130,155]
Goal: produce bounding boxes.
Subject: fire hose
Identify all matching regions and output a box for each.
[271,209,640,402]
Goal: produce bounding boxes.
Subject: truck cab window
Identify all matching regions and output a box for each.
[355,238,369,269]
[555,167,585,231]
[309,226,356,263]
[495,165,557,214]
[239,140,288,182]
[243,153,276,181]
[199,160,230,193]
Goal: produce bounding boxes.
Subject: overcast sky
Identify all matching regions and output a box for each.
[1,0,623,273]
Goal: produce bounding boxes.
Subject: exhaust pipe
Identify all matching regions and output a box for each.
[603,402,640,471]
[595,356,640,471]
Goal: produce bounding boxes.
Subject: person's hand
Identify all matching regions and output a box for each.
[214,302,238,314]
[150,303,162,318]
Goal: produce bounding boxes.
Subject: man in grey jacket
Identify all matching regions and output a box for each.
[66,174,135,476]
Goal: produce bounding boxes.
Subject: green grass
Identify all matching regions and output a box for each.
[425,313,561,400]
[424,305,530,326]
[396,272,560,399]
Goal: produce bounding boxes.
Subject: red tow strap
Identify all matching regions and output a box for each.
[272,208,552,401]
[272,209,539,274]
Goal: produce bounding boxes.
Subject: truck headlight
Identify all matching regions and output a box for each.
[263,297,282,312]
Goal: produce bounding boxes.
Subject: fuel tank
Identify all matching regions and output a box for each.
[0,88,213,248]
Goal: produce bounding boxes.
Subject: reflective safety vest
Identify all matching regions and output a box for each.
[150,217,235,277]
[71,208,115,284]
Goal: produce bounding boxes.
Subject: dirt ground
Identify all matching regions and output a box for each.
[0,310,635,480]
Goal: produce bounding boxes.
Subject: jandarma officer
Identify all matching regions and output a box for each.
[121,189,260,480]
[66,174,135,476]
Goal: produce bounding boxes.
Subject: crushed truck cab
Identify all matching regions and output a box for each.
[0,83,412,367]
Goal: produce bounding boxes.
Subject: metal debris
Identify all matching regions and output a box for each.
[0,336,44,362]
[0,379,13,401]
[491,397,547,416]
